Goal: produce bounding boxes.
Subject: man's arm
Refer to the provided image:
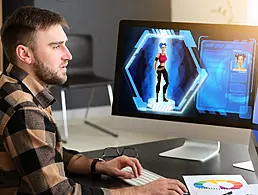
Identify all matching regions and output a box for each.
[3,107,104,195]
[63,148,96,175]
[109,186,145,195]
[63,149,143,178]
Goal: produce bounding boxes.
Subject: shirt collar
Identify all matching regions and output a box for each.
[6,63,56,108]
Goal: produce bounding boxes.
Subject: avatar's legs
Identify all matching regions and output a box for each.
[156,70,162,102]
[162,69,169,102]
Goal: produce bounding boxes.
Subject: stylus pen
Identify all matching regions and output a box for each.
[222,191,232,195]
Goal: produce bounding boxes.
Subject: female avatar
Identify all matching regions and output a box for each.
[154,42,169,102]
[233,53,246,72]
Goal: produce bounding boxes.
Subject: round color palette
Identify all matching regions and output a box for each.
[194,180,243,190]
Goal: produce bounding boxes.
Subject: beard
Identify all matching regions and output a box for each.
[33,53,67,85]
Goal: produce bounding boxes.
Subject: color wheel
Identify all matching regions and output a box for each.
[194,180,243,190]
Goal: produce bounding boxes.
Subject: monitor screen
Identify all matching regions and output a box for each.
[112,20,258,129]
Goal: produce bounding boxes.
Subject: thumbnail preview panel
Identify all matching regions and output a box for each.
[121,27,256,119]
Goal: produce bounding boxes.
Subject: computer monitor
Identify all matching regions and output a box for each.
[249,112,258,178]
[112,20,258,162]
[232,85,258,177]
[240,92,258,175]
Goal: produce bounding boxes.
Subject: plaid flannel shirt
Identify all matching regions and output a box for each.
[0,64,109,195]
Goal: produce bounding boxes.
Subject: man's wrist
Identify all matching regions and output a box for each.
[91,158,105,174]
[95,160,105,174]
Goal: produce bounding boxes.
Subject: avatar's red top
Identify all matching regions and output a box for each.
[159,53,167,63]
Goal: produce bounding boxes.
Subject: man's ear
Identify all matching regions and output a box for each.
[16,45,33,64]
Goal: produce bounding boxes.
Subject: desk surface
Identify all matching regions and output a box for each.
[68,138,258,189]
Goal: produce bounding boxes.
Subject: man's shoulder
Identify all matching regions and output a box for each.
[0,73,37,112]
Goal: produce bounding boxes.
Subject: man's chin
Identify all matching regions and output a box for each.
[56,78,67,85]
[60,77,67,85]
[56,74,67,84]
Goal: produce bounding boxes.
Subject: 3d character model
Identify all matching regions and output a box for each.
[154,42,169,102]
[233,53,247,72]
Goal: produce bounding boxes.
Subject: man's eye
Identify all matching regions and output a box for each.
[53,45,60,49]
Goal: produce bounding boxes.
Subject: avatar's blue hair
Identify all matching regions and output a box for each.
[159,42,167,49]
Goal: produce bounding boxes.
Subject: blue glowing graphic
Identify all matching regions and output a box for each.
[123,29,208,114]
[196,39,255,119]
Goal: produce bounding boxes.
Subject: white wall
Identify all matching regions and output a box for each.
[172,0,249,24]
[248,0,258,25]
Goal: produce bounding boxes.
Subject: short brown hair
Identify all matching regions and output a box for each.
[1,6,69,65]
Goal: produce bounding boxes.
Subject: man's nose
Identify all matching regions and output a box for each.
[63,46,73,61]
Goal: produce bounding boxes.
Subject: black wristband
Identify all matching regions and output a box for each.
[91,158,105,174]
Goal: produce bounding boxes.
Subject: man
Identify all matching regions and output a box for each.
[0,6,188,195]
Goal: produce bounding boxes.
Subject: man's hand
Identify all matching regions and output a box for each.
[109,178,188,195]
[96,155,142,178]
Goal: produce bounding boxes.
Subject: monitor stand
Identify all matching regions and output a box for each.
[159,139,220,162]
[233,161,254,172]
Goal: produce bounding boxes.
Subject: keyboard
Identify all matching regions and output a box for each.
[120,166,164,186]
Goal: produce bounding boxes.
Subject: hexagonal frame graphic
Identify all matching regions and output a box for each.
[123,29,208,114]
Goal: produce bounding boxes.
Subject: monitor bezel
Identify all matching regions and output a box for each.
[112,19,258,130]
